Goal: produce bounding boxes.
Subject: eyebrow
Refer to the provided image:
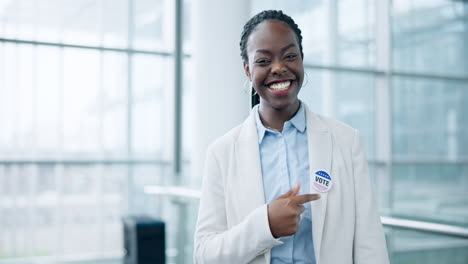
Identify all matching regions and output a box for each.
[255,43,297,55]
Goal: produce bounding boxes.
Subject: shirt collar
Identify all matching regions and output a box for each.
[254,101,306,144]
[289,102,306,133]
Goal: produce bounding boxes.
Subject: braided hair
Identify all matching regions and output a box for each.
[239,10,304,108]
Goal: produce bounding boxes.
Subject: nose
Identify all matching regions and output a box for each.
[271,59,287,75]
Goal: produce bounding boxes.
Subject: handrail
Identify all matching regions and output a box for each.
[144,185,468,239]
[144,185,201,199]
[381,216,468,239]
[0,252,123,264]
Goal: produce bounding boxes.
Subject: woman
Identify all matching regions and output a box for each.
[194,10,389,264]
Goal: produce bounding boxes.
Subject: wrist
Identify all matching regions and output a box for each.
[267,204,279,238]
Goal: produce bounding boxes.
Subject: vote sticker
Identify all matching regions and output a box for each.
[313,170,332,193]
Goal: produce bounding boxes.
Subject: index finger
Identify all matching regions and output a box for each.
[290,193,321,204]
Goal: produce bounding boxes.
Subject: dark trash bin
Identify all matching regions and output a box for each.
[123,215,166,264]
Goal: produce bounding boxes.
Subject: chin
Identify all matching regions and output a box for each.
[268,97,299,111]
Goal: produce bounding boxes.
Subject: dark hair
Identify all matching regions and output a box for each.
[239,10,304,108]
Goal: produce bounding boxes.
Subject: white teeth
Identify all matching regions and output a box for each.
[269,81,291,91]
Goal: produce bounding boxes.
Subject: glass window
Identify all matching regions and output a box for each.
[392,163,468,225]
[299,68,324,115]
[14,0,37,41]
[17,45,35,154]
[392,77,468,226]
[131,55,172,158]
[300,69,375,158]
[251,0,376,67]
[392,0,468,76]
[133,0,169,51]
[101,52,128,158]
[393,77,468,159]
[102,0,128,48]
[36,0,63,43]
[62,48,100,156]
[251,0,329,66]
[0,0,175,260]
[385,227,468,263]
[337,0,375,67]
[0,43,19,156]
[36,46,61,155]
[62,0,100,46]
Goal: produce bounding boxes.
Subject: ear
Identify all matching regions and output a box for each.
[243,62,251,81]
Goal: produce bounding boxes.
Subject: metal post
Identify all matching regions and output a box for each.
[126,0,135,215]
[174,1,185,262]
[174,0,183,180]
[97,0,104,252]
[374,0,393,209]
[323,0,338,117]
[374,0,393,258]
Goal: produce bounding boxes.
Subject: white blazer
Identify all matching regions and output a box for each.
[194,104,389,264]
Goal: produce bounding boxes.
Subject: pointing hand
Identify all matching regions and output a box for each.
[267,184,320,238]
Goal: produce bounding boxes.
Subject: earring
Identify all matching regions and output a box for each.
[243,79,251,94]
[303,72,309,87]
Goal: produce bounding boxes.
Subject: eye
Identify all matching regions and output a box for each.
[255,58,271,65]
[284,54,298,61]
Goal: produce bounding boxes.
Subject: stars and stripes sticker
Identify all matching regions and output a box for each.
[313,170,332,193]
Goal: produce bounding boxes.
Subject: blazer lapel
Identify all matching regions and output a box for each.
[236,110,272,264]
[306,106,332,264]
[235,110,267,220]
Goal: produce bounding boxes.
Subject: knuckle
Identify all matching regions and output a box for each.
[289,210,297,219]
[290,208,296,215]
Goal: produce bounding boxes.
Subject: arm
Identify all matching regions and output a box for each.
[193,146,281,264]
[352,130,390,264]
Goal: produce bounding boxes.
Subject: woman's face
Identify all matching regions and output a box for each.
[244,20,304,111]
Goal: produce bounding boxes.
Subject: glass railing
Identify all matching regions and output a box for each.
[3,184,466,264]
[385,227,468,264]
[144,185,468,264]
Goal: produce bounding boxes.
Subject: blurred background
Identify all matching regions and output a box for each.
[0,0,467,263]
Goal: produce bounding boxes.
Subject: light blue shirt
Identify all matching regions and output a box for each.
[255,102,316,264]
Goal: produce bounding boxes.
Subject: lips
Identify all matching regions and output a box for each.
[269,80,291,91]
[266,79,295,96]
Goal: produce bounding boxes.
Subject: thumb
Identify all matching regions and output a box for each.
[276,183,300,199]
[290,183,301,197]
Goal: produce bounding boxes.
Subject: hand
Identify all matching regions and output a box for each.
[267,183,320,238]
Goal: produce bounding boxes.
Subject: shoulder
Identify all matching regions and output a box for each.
[305,104,356,133]
[207,108,257,155]
[305,105,358,146]
[318,114,356,135]
[207,124,243,153]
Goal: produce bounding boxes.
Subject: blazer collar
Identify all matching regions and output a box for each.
[238,108,259,142]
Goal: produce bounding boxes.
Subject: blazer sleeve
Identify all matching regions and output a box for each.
[193,145,282,264]
[351,130,390,264]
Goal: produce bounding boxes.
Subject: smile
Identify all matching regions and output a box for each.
[268,80,291,91]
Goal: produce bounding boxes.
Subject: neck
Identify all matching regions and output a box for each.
[258,100,300,131]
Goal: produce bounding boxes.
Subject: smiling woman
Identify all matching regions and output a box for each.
[194,10,389,264]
